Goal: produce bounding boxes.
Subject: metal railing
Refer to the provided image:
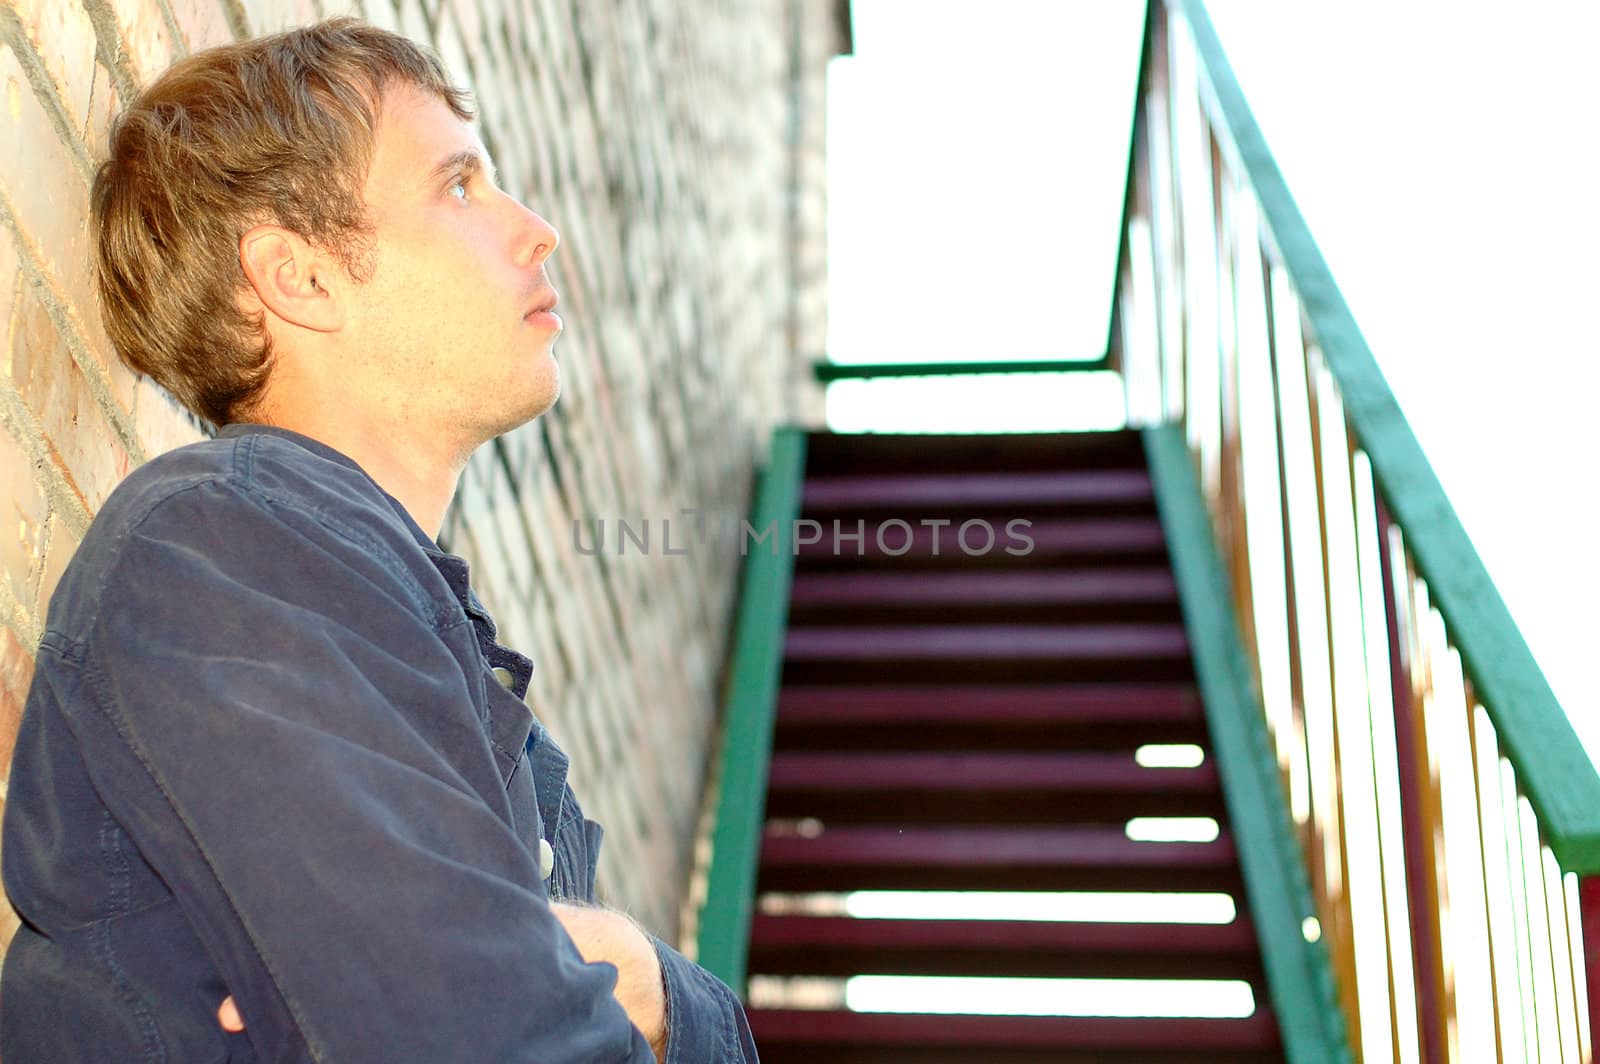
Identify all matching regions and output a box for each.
[1112,1,1600,1059]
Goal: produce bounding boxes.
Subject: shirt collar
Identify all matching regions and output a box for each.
[216,422,446,557]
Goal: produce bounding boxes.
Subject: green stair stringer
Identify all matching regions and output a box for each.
[1144,425,1354,1064]
[695,426,808,993]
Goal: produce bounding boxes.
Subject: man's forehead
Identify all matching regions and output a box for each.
[367,83,489,191]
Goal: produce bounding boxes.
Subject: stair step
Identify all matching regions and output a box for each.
[764,751,1222,823]
[782,624,1192,685]
[777,683,1203,724]
[790,568,1178,608]
[773,684,1209,752]
[804,430,1149,476]
[801,470,1154,511]
[747,1009,1281,1063]
[747,914,1263,982]
[757,826,1240,893]
[793,516,1168,568]
[786,624,1189,660]
[787,568,1180,624]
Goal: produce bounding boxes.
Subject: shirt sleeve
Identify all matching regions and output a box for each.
[652,937,761,1063]
[60,478,665,1063]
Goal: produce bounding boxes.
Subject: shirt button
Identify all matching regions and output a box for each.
[539,839,555,880]
[492,666,516,689]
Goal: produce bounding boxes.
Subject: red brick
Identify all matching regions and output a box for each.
[130,375,203,460]
[440,0,483,61]
[163,0,236,54]
[431,6,478,99]
[0,48,94,312]
[0,423,51,619]
[1,226,19,349]
[1,623,37,778]
[231,0,322,38]
[393,0,433,50]
[8,0,101,138]
[0,886,19,954]
[357,0,404,36]
[9,292,130,513]
[0,817,21,954]
[92,0,180,89]
[33,513,81,625]
[0,47,138,421]
[82,59,121,155]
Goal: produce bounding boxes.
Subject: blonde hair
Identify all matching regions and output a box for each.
[91,17,474,426]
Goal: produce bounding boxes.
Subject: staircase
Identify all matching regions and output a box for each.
[740,430,1286,1063]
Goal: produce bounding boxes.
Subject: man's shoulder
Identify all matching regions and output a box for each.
[45,431,428,639]
[84,430,408,555]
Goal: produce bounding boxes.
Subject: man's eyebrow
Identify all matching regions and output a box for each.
[424,148,500,188]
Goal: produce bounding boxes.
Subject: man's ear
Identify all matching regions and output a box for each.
[238,225,345,332]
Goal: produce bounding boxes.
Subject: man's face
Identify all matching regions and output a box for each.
[347,81,562,448]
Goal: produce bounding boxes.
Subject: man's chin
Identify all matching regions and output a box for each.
[484,380,560,442]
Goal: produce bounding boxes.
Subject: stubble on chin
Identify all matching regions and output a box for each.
[473,365,560,446]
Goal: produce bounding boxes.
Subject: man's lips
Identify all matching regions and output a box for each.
[524,288,562,333]
[524,289,559,317]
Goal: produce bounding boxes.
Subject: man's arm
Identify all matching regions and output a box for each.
[216,902,763,1064]
[548,904,667,1058]
[219,902,672,1059]
[63,479,668,1062]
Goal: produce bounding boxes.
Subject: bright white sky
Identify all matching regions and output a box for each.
[827,0,1600,772]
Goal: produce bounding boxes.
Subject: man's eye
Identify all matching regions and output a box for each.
[448,179,468,201]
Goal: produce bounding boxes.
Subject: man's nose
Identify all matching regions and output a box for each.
[516,207,560,267]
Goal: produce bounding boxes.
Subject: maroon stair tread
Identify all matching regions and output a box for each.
[803,429,1147,476]
[767,751,1216,794]
[746,914,1263,981]
[763,751,1223,823]
[788,568,1178,608]
[793,516,1167,563]
[747,1009,1281,1053]
[757,826,1240,892]
[760,825,1236,868]
[802,429,1143,463]
[775,684,1204,726]
[784,624,1190,661]
[772,684,1212,754]
[801,470,1154,509]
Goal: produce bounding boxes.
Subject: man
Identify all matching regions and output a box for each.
[0,18,758,1063]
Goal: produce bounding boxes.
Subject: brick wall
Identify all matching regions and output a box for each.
[0,0,837,975]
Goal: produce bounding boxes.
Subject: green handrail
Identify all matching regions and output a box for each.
[1171,0,1600,870]
[695,427,808,991]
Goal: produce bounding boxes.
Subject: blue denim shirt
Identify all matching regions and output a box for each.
[0,423,758,1063]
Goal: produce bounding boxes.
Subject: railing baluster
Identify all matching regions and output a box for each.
[1520,796,1565,1056]
[1354,454,1421,1062]
[1471,706,1528,1061]
[1562,874,1592,1061]
[1315,367,1390,1059]
[1501,757,1544,1062]
[1435,635,1499,1057]
[1543,845,1583,1061]
[1233,194,1297,801]
[1266,268,1314,829]
[1380,512,1447,1064]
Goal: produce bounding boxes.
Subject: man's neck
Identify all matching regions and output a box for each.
[254,411,465,540]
